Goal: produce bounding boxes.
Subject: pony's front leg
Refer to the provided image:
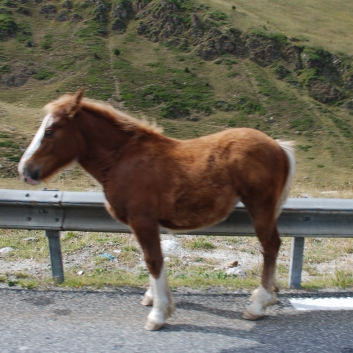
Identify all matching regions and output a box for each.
[243,285,278,320]
[130,219,175,331]
[145,263,175,331]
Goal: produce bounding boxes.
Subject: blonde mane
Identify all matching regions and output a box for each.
[44,94,163,136]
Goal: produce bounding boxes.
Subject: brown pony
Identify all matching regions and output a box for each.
[19,90,295,331]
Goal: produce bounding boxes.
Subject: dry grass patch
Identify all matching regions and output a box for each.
[212,0,353,56]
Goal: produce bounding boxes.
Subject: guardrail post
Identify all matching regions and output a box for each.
[45,230,64,283]
[288,237,305,288]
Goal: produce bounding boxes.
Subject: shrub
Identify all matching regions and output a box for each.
[0,14,17,40]
[161,101,190,119]
[16,6,31,16]
[228,119,236,127]
[298,145,312,152]
[236,96,265,115]
[251,29,288,43]
[183,237,216,250]
[0,64,10,73]
[16,22,32,42]
[210,11,227,21]
[40,34,53,50]
[34,69,54,80]
[332,270,353,287]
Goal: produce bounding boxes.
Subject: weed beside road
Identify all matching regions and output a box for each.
[1,228,352,291]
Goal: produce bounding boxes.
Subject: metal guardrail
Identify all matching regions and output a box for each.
[1,189,353,287]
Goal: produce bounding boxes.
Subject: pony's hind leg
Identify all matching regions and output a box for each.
[243,226,281,320]
[241,201,281,320]
[130,219,175,331]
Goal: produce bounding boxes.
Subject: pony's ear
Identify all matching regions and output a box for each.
[68,88,85,118]
[74,88,85,103]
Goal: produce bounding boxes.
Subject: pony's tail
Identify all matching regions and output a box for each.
[275,141,296,219]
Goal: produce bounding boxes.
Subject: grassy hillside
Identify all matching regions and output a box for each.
[218,0,353,56]
[1,0,353,197]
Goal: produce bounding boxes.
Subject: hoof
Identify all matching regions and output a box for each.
[141,295,153,306]
[242,310,263,321]
[144,320,165,331]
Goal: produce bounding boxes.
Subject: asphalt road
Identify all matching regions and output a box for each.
[1,288,352,353]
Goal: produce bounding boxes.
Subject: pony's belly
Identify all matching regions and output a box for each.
[159,197,239,231]
[159,214,227,232]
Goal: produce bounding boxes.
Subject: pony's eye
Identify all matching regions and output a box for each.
[44,129,55,137]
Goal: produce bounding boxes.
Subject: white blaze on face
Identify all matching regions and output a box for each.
[18,113,53,175]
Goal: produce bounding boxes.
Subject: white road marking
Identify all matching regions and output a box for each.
[290,297,353,310]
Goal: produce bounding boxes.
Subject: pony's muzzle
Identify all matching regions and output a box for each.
[21,165,41,186]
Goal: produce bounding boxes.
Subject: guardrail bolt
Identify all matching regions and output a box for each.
[27,217,31,221]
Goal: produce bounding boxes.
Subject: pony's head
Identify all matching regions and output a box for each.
[18,89,85,185]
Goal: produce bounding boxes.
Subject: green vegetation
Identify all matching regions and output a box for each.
[113,58,214,118]
[16,6,31,16]
[182,237,217,250]
[0,140,18,148]
[163,0,196,12]
[332,270,353,288]
[0,64,10,73]
[34,69,55,80]
[16,22,32,43]
[236,96,265,115]
[210,10,227,21]
[327,115,352,138]
[40,33,53,50]
[298,145,312,152]
[302,46,328,61]
[0,13,17,40]
[290,116,314,131]
[251,29,288,43]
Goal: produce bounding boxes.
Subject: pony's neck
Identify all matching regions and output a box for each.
[76,109,132,186]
